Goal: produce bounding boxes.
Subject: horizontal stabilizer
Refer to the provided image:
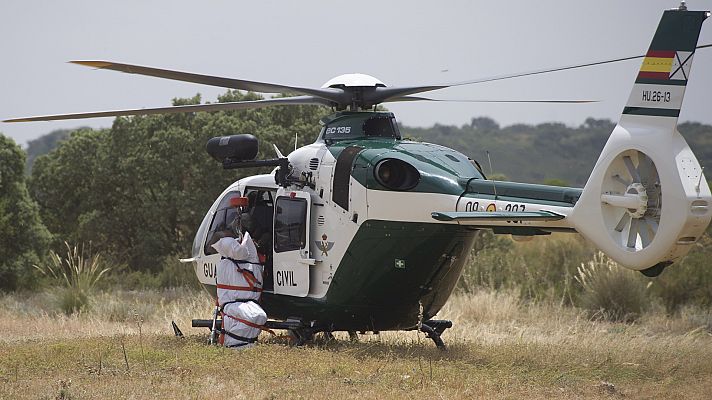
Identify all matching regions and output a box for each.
[431,210,565,223]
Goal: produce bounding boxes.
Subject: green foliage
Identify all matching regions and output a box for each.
[458,230,712,315]
[458,231,593,303]
[0,134,51,291]
[24,128,80,174]
[21,101,712,310]
[575,252,650,322]
[28,129,105,245]
[34,242,110,314]
[543,178,569,187]
[99,255,200,290]
[648,233,712,312]
[405,117,712,186]
[29,91,329,271]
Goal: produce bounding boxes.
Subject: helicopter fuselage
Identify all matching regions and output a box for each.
[192,111,580,332]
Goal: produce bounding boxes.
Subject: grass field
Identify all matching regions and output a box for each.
[1,289,711,399]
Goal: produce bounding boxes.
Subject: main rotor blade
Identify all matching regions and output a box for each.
[451,43,712,87]
[386,96,597,103]
[369,43,712,104]
[70,61,347,104]
[3,96,330,123]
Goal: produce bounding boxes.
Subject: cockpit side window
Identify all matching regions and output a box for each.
[193,212,212,259]
[203,190,241,255]
[273,197,307,253]
[363,116,400,138]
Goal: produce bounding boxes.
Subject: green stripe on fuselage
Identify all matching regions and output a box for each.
[260,220,477,331]
[463,179,582,207]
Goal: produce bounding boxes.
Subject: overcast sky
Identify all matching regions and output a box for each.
[2,0,711,146]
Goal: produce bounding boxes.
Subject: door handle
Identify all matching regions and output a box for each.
[298,258,316,266]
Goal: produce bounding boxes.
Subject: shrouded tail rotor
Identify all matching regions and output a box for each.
[600,150,662,252]
[571,7,711,274]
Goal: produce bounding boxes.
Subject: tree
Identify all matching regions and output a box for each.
[25,128,81,173]
[0,134,50,291]
[30,91,329,271]
[470,117,499,132]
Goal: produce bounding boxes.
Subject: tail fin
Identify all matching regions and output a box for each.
[571,7,711,273]
[621,7,708,125]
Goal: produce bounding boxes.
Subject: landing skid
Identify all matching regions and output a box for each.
[419,319,453,350]
[190,318,454,349]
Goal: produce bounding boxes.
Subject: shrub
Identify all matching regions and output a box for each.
[98,254,200,291]
[33,242,110,314]
[458,231,593,304]
[575,252,650,322]
[648,232,712,312]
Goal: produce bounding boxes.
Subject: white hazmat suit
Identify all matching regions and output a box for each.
[211,232,267,348]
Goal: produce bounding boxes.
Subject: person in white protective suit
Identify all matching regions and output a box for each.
[211,198,268,349]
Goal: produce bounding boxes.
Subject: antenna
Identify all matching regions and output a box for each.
[695,166,705,194]
[294,132,298,152]
[679,1,687,11]
[486,150,498,199]
[273,144,285,159]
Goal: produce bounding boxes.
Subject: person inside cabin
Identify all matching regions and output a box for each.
[244,191,273,260]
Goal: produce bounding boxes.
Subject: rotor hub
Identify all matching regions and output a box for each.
[624,182,648,218]
[321,73,386,89]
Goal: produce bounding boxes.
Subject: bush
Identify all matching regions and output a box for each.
[575,252,650,322]
[98,254,199,291]
[458,231,594,304]
[648,232,712,312]
[33,242,110,314]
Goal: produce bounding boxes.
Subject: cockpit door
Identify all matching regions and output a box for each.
[272,190,313,297]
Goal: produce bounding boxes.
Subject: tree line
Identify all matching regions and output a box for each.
[2,91,328,290]
[2,92,712,291]
[410,117,712,186]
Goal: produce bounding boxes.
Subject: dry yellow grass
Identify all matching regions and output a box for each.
[1,289,711,399]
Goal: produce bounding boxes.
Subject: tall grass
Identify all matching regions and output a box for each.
[459,230,712,318]
[458,231,593,304]
[33,241,111,314]
[575,252,649,322]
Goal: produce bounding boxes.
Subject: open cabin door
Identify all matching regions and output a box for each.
[272,189,313,297]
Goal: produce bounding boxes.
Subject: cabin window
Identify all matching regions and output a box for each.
[363,115,400,138]
[203,191,241,255]
[244,188,276,254]
[274,197,307,253]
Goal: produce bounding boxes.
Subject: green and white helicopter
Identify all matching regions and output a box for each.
[6,4,712,348]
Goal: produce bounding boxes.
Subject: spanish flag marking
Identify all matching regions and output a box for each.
[638,50,675,80]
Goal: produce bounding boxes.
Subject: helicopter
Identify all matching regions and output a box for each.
[5,5,712,348]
